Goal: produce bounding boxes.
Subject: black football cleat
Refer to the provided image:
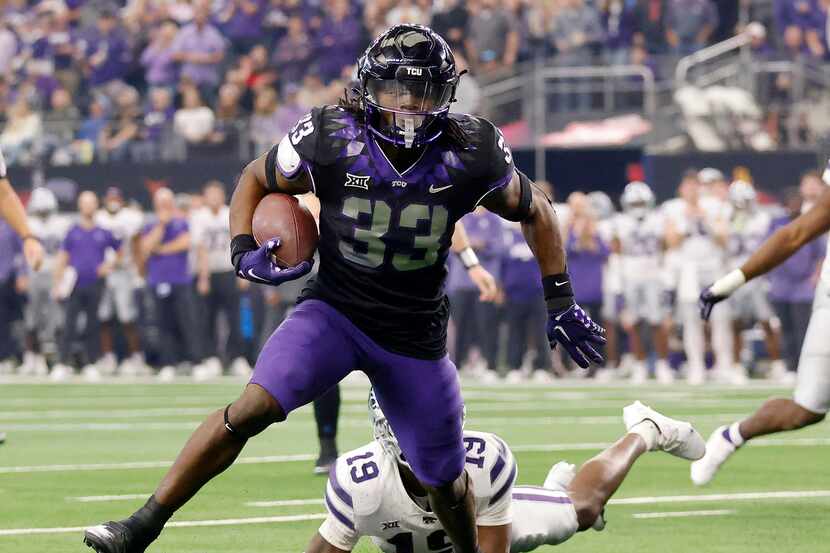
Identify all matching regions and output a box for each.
[84,521,143,553]
[313,452,337,475]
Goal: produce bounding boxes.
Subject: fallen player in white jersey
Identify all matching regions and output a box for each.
[306,391,705,553]
[694,172,830,486]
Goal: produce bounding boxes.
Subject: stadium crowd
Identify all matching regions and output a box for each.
[0,166,826,384]
[0,0,827,166]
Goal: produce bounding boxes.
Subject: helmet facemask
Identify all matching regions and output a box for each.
[368,390,410,468]
[363,70,456,149]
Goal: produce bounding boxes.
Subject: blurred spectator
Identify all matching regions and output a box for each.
[52,191,120,380]
[209,82,244,146]
[272,15,314,85]
[465,0,519,75]
[0,24,16,76]
[217,0,266,55]
[600,0,637,65]
[767,184,827,373]
[140,187,205,379]
[666,0,718,55]
[275,83,306,132]
[141,20,181,90]
[250,87,283,155]
[550,0,603,111]
[800,169,827,210]
[0,97,43,166]
[76,96,110,153]
[296,72,335,111]
[430,0,469,53]
[501,221,552,381]
[385,0,429,27]
[171,2,228,93]
[247,45,278,91]
[99,88,141,162]
[364,0,395,37]
[632,0,669,54]
[565,195,610,323]
[137,87,175,160]
[173,86,215,144]
[43,87,81,165]
[0,221,22,367]
[192,180,251,379]
[448,207,504,377]
[317,0,365,83]
[452,53,482,115]
[83,10,132,97]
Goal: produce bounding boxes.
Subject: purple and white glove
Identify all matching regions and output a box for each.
[547,304,607,368]
[231,234,312,287]
[543,273,606,369]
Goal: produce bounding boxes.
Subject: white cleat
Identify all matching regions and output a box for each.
[49,364,73,381]
[690,425,738,486]
[157,366,176,382]
[655,361,675,385]
[504,370,526,384]
[623,401,706,460]
[629,362,648,384]
[230,356,252,378]
[81,364,102,382]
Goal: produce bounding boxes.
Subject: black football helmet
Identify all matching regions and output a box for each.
[357,24,459,149]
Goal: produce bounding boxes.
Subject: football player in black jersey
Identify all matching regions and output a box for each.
[84,25,605,553]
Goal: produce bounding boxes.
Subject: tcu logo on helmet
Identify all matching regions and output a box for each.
[405,67,423,76]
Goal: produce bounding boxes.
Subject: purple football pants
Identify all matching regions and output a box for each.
[251,299,465,488]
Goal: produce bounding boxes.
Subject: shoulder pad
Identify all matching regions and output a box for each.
[462,431,517,504]
[330,442,387,518]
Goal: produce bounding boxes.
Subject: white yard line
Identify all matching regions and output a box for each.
[632,509,735,519]
[610,490,830,505]
[0,514,328,536]
[3,438,828,474]
[69,494,152,502]
[245,499,326,508]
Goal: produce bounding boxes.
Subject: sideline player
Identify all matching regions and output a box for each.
[693,167,830,485]
[84,25,605,553]
[306,392,704,553]
[612,181,673,384]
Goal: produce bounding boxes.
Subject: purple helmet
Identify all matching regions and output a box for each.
[357,24,459,149]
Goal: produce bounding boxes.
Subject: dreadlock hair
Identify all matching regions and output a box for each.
[337,82,471,150]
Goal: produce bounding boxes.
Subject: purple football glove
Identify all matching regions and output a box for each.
[547,303,607,369]
[236,237,313,287]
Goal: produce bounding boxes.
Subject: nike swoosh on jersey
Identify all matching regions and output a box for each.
[429,184,453,193]
[555,280,568,286]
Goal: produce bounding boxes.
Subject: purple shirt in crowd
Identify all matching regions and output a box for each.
[84,30,131,86]
[221,0,266,41]
[140,43,179,87]
[446,210,504,293]
[61,223,119,288]
[766,215,827,302]
[0,221,21,282]
[171,23,228,86]
[316,14,364,83]
[565,232,610,304]
[603,2,636,51]
[775,0,820,32]
[501,225,543,302]
[143,218,191,286]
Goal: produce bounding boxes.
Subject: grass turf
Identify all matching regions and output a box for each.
[1,381,827,552]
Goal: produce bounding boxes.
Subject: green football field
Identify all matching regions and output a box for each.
[1,380,828,553]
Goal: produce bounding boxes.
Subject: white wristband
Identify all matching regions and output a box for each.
[0,146,6,178]
[710,269,747,297]
[458,247,479,269]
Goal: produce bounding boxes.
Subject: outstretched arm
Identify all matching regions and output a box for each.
[0,148,43,269]
[701,186,830,319]
[451,220,498,302]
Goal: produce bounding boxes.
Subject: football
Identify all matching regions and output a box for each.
[251,193,319,268]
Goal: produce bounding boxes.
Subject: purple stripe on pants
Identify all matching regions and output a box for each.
[251,299,465,488]
[325,492,354,530]
[328,463,353,508]
[512,492,573,504]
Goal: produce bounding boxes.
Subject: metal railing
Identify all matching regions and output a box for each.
[480,62,657,182]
